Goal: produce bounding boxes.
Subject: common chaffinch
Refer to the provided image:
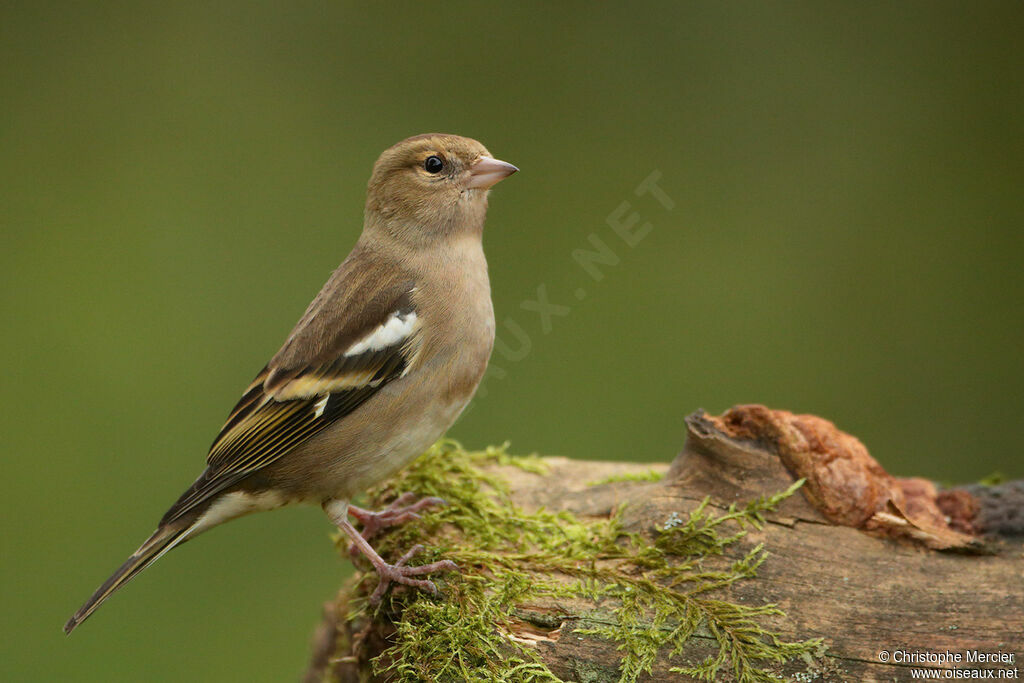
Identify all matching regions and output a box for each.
[65,134,517,633]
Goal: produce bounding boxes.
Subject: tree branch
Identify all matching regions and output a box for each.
[304,406,1023,682]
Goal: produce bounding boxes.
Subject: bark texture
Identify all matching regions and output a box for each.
[305,406,1023,682]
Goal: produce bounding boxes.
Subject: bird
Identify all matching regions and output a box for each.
[64,133,517,634]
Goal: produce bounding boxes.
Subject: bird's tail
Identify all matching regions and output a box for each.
[64,515,197,635]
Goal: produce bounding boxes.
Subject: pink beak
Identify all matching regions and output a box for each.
[467,156,518,189]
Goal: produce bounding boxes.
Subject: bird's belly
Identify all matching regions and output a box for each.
[327,395,469,498]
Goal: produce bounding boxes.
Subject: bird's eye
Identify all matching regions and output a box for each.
[423,155,444,174]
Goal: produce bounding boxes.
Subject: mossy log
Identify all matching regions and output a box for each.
[305,406,1023,682]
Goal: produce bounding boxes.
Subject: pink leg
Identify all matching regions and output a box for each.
[347,492,447,541]
[324,499,459,604]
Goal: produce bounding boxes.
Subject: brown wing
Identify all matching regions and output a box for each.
[161,252,420,524]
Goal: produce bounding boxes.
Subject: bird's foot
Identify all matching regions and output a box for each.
[325,497,458,604]
[348,492,446,541]
[367,544,460,604]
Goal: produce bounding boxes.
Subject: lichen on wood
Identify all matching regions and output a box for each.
[307,407,1024,682]
[310,441,823,682]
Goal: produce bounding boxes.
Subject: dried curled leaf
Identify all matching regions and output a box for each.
[707,405,983,552]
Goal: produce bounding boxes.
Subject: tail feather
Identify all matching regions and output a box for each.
[64,519,195,635]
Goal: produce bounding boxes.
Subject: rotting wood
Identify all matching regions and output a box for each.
[305,406,1023,682]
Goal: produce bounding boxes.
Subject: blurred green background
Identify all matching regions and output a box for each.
[3,2,1022,680]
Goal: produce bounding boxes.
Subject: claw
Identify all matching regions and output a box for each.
[346,495,447,559]
[325,498,459,604]
[367,548,460,604]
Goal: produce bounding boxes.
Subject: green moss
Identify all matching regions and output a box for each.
[977,471,1006,487]
[335,441,824,683]
[587,470,665,486]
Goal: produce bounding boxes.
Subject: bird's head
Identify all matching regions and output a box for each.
[364,133,517,243]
